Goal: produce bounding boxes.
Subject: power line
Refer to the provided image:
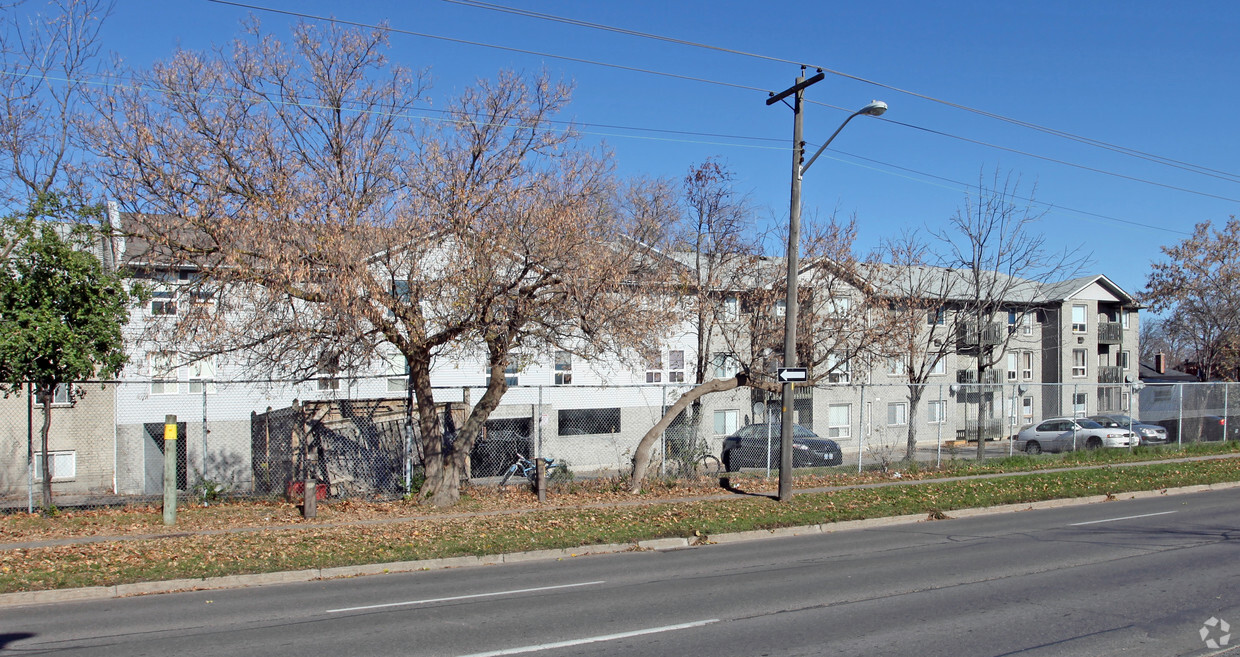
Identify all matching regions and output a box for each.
[439,0,1240,185]
[204,0,771,95]
[881,118,1240,204]
[203,0,1240,202]
[4,30,1197,234]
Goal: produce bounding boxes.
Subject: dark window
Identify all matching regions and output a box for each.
[558,408,621,435]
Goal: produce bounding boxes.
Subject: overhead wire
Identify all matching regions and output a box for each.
[439,0,1240,185]
[204,0,1240,205]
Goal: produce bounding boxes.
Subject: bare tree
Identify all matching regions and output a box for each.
[1138,316,1191,370]
[0,0,110,198]
[0,0,111,259]
[873,232,961,461]
[89,21,671,506]
[930,170,1084,459]
[627,212,890,491]
[1143,217,1240,381]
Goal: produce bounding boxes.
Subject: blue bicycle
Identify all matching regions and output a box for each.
[498,453,561,487]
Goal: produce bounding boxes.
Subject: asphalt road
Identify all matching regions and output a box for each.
[4,489,1240,657]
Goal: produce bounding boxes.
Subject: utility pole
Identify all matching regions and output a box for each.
[768,67,824,502]
[767,69,888,502]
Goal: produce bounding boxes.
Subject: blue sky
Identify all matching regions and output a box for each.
[84,0,1240,298]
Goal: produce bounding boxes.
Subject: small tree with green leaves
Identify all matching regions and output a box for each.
[0,195,132,509]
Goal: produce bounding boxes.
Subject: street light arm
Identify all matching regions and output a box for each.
[801,111,864,176]
[801,100,888,176]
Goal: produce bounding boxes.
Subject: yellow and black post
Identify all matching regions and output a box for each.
[163,414,177,526]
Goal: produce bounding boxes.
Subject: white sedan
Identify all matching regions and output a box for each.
[1014,417,1138,454]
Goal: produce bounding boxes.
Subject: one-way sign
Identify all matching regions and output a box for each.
[777,367,808,382]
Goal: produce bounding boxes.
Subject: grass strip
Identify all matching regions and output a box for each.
[3,457,1239,593]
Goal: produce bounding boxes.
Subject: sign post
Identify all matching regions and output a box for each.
[163,414,177,526]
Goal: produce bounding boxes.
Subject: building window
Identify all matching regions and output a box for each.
[826,353,850,383]
[486,362,519,388]
[1122,310,1130,329]
[645,354,662,383]
[49,383,73,405]
[386,352,408,392]
[1073,392,1087,416]
[317,376,341,391]
[1072,305,1087,333]
[927,400,945,424]
[1006,352,1018,381]
[187,358,216,394]
[825,296,852,317]
[1022,352,1034,381]
[558,408,620,435]
[554,351,573,385]
[927,307,945,326]
[774,299,786,317]
[887,402,907,426]
[713,409,739,436]
[150,353,178,395]
[150,287,177,315]
[668,350,685,383]
[722,295,739,321]
[1119,351,1130,370]
[887,358,905,376]
[33,450,76,481]
[1022,312,1034,336]
[1072,349,1087,378]
[828,403,851,438]
[930,356,946,375]
[713,352,739,379]
[1022,396,1034,421]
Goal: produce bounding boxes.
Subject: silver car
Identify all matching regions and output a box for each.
[1014,417,1138,454]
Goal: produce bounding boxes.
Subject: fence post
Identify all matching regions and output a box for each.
[1225,383,1230,441]
[201,384,208,491]
[659,385,667,476]
[1177,383,1184,447]
[857,384,866,474]
[1072,384,1079,450]
[163,414,178,526]
[27,385,33,514]
[936,384,943,468]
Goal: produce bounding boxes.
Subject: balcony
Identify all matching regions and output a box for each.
[957,321,1004,348]
[1098,321,1123,345]
[957,369,1004,385]
[1098,365,1124,383]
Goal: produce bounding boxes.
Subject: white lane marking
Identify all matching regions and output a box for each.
[326,581,605,614]
[454,619,720,657]
[1070,510,1178,526]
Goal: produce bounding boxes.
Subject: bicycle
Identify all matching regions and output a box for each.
[498,453,561,487]
[667,437,721,478]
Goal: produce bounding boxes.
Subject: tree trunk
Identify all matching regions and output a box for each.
[408,353,455,507]
[628,374,749,493]
[904,385,925,461]
[38,385,53,509]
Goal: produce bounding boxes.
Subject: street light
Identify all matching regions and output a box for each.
[768,68,887,501]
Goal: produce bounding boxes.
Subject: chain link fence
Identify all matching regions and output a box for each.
[2,377,1235,511]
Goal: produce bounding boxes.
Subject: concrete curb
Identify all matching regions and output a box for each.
[4,479,1239,608]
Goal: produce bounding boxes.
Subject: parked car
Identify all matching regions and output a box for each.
[721,423,843,471]
[1014,417,1138,454]
[1088,415,1169,446]
[1150,415,1238,443]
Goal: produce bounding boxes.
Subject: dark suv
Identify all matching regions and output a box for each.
[721,423,843,471]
